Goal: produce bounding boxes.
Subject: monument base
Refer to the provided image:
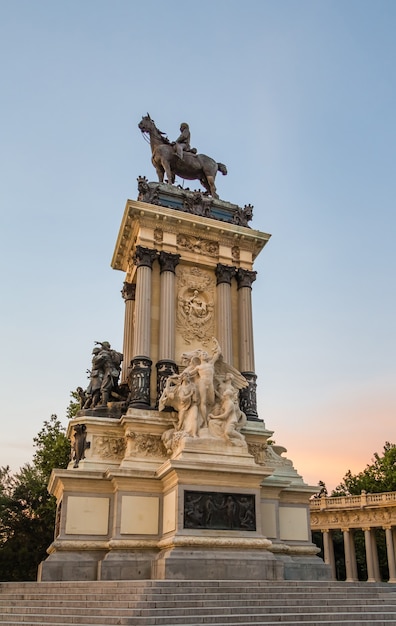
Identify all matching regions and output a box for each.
[39,411,331,582]
[152,547,284,580]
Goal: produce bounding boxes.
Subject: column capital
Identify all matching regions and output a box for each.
[121,282,136,301]
[215,263,236,285]
[158,251,181,274]
[236,268,257,289]
[134,246,158,269]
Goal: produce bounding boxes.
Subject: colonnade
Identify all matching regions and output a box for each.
[121,245,259,417]
[311,492,396,583]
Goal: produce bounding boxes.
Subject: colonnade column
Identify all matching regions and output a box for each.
[236,268,259,420]
[364,528,378,582]
[156,251,181,405]
[215,264,236,365]
[342,529,358,582]
[120,282,136,385]
[129,245,158,408]
[371,529,381,581]
[322,529,336,580]
[384,526,396,583]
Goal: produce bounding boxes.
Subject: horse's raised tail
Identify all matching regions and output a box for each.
[217,163,227,176]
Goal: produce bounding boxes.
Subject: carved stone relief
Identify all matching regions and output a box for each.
[92,436,126,460]
[154,228,163,243]
[176,266,215,345]
[184,490,256,531]
[311,507,394,530]
[177,233,219,257]
[125,430,167,458]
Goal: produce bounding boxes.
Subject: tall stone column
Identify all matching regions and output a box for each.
[342,529,358,582]
[364,528,376,582]
[215,264,236,365]
[322,530,336,580]
[384,526,396,583]
[120,282,136,385]
[129,246,158,408]
[236,268,259,420]
[371,529,381,581]
[156,251,181,405]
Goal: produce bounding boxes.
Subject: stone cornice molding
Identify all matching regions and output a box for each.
[112,200,271,273]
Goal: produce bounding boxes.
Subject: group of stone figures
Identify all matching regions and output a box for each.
[159,338,249,452]
[77,342,124,409]
[77,338,249,452]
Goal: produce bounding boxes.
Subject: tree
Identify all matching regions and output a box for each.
[0,415,70,581]
[332,442,396,496]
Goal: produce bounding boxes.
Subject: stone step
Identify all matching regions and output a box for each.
[2,597,395,609]
[1,612,396,625]
[1,581,395,626]
[1,600,396,617]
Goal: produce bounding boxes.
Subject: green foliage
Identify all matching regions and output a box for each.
[66,389,81,420]
[0,415,70,581]
[332,442,396,496]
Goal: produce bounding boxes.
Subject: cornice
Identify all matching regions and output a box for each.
[112,199,271,273]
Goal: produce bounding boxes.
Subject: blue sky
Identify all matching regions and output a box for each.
[1,0,395,490]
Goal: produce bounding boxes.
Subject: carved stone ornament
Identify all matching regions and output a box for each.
[92,436,126,460]
[176,267,214,345]
[133,245,158,269]
[236,268,257,290]
[231,246,240,261]
[176,233,219,258]
[137,175,161,205]
[125,430,167,458]
[158,338,249,454]
[215,263,236,286]
[247,442,268,465]
[158,251,181,274]
[154,228,163,243]
[184,490,256,531]
[311,507,394,531]
[121,282,136,302]
[135,177,253,227]
[71,424,90,468]
[247,442,293,468]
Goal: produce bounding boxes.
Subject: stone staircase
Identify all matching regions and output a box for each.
[1,580,396,625]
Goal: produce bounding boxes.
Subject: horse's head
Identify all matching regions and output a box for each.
[138,114,154,134]
[138,114,170,144]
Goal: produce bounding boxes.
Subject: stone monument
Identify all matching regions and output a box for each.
[38,115,330,582]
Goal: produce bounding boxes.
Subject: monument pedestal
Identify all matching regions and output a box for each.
[40,186,330,582]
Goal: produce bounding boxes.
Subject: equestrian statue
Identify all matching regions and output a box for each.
[138,114,227,199]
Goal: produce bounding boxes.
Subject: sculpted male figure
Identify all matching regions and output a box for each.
[83,347,103,408]
[174,122,191,160]
[183,338,222,426]
[96,341,123,406]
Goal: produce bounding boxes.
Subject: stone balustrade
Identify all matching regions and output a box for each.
[310,491,396,583]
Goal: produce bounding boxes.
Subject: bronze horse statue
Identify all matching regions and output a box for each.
[138,114,227,199]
